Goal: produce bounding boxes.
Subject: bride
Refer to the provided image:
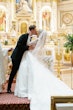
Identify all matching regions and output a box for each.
[14,30,73,110]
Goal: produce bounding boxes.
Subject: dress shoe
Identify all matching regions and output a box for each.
[7,89,12,93]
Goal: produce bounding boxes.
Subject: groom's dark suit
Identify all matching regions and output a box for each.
[7,33,29,91]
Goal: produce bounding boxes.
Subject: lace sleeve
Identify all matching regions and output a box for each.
[27,35,38,46]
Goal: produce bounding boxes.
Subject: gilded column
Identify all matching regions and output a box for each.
[32,0,37,21]
[36,0,42,29]
[10,0,16,21]
[51,0,57,32]
[5,0,11,32]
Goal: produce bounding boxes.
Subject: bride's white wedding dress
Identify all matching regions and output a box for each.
[14,31,73,110]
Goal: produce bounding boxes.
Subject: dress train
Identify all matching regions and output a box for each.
[14,51,73,110]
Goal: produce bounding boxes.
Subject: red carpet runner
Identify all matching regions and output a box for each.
[0,82,30,110]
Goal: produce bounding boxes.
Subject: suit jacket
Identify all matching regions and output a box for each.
[11,33,29,64]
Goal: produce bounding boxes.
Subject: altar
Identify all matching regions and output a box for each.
[51,96,73,110]
[56,103,73,110]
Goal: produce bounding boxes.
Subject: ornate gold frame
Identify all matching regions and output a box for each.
[51,96,73,110]
[60,10,73,26]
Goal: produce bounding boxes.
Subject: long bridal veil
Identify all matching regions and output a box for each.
[32,30,47,56]
[32,30,54,71]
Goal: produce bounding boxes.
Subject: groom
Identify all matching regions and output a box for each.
[7,25,37,93]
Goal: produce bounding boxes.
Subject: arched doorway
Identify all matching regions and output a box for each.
[42,10,50,30]
[20,22,27,34]
[40,6,51,31]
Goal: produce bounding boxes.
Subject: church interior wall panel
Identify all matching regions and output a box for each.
[60,10,73,27]
[57,1,73,32]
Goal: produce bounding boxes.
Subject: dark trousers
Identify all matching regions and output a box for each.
[7,61,20,90]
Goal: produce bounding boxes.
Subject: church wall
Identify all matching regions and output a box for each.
[36,1,58,32]
[36,1,52,30]
[0,1,15,33]
[57,0,73,33]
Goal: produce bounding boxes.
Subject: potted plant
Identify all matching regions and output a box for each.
[64,48,71,61]
[64,34,73,66]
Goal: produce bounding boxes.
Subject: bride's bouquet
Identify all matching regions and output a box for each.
[28,35,38,46]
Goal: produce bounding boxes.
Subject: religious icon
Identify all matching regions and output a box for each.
[0,9,6,31]
[16,0,32,13]
[42,11,50,31]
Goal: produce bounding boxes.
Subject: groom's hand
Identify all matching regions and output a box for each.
[29,45,35,50]
[8,61,13,69]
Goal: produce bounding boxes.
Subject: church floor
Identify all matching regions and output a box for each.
[0,81,30,110]
[0,67,73,110]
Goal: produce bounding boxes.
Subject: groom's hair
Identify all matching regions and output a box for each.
[29,25,36,31]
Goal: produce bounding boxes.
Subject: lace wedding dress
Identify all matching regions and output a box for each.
[14,31,73,110]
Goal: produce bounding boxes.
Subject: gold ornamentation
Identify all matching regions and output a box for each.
[64,52,71,61]
[55,38,62,79]
[62,13,73,24]
[56,52,62,79]
[46,50,52,55]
